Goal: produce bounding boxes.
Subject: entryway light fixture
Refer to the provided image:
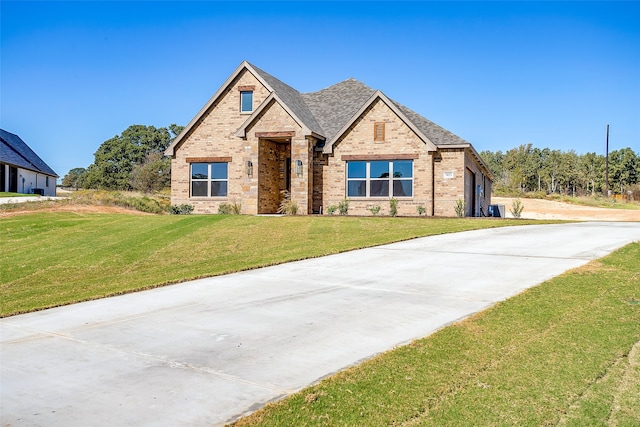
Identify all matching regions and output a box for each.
[246,160,253,177]
[296,160,303,177]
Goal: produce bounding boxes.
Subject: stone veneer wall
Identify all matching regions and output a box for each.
[323,99,434,216]
[171,67,491,217]
[170,69,270,214]
[432,148,492,217]
[243,99,306,214]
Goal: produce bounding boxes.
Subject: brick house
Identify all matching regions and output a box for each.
[165,61,492,216]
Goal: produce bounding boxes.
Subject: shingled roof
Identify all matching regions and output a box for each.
[249,63,325,137]
[167,61,475,157]
[246,64,470,148]
[302,78,375,143]
[0,129,58,177]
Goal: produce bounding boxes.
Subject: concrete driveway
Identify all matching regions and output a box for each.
[2,222,639,426]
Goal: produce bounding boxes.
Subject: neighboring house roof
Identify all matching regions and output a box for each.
[0,128,58,177]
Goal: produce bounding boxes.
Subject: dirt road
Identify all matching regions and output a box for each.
[492,197,640,221]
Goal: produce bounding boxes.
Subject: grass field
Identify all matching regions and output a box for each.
[1,213,546,317]
[2,210,638,425]
[233,242,640,426]
[0,192,38,198]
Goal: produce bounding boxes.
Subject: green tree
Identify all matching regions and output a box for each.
[84,125,172,190]
[130,152,171,193]
[580,152,604,195]
[532,147,549,193]
[61,167,87,189]
[542,150,566,194]
[480,150,509,193]
[168,124,185,140]
[563,150,580,195]
[609,147,639,194]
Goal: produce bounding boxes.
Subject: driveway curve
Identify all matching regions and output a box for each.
[2,222,639,426]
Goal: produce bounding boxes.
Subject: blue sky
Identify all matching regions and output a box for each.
[2,1,639,179]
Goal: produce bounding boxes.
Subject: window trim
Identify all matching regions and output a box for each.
[346,159,413,198]
[190,162,229,198]
[240,90,253,113]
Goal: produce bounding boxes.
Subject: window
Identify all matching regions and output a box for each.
[191,163,228,197]
[240,91,253,113]
[45,176,49,187]
[374,122,385,142]
[346,160,413,197]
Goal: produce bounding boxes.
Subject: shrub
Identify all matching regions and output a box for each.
[338,198,350,215]
[277,191,298,215]
[369,205,381,216]
[511,198,524,218]
[389,198,398,217]
[218,200,242,215]
[454,199,465,217]
[170,204,194,215]
[416,205,426,216]
[327,205,338,215]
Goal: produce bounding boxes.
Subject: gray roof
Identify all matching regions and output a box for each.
[168,61,473,157]
[302,78,376,142]
[391,100,470,146]
[249,63,325,137]
[0,129,58,177]
[248,63,469,147]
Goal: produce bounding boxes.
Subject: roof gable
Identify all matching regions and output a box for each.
[165,61,325,155]
[235,92,313,138]
[321,90,440,154]
[0,129,58,177]
[302,78,376,143]
[248,63,324,137]
[168,61,483,168]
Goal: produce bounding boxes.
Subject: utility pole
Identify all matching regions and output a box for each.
[605,124,610,196]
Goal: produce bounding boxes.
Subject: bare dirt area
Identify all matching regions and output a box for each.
[493,197,640,222]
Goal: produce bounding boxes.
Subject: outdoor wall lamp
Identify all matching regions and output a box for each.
[246,160,253,177]
[295,160,303,177]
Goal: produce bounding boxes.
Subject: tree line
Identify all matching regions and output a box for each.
[480,144,639,196]
[62,124,184,192]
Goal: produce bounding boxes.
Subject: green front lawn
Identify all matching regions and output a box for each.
[233,242,640,426]
[0,192,39,198]
[1,213,546,317]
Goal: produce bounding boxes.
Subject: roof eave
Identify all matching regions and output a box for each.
[323,91,438,154]
[165,61,274,156]
[236,92,321,139]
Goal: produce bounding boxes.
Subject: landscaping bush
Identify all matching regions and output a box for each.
[368,205,381,216]
[337,198,350,215]
[511,198,524,218]
[454,199,465,217]
[218,200,242,215]
[170,204,194,215]
[389,198,398,217]
[277,191,298,215]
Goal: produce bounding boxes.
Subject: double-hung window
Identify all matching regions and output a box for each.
[191,162,228,197]
[346,160,413,197]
